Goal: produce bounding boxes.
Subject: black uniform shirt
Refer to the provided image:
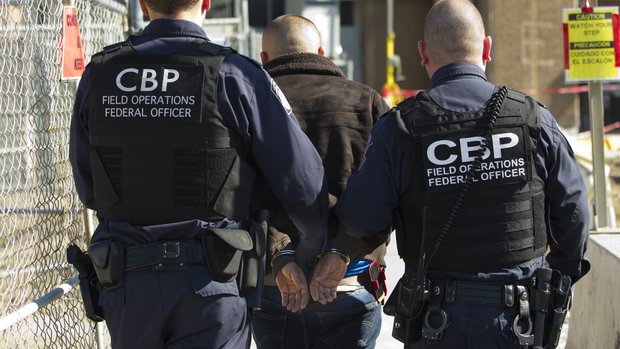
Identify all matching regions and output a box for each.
[337,62,590,282]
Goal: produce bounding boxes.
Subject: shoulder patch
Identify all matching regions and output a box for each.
[270,78,292,115]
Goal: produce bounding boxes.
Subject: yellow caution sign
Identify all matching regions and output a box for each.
[564,6,620,82]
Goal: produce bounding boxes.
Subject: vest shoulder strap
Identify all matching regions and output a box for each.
[499,87,541,131]
[90,37,135,65]
[396,95,420,116]
[196,40,236,56]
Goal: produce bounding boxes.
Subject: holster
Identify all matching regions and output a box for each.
[66,244,105,322]
[201,227,253,282]
[89,240,125,289]
[237,209,268,309]
[542,274,572,348]
[389,274,430,344]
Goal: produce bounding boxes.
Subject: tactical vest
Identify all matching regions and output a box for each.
[86,39,256,225]
[393,88,547,271]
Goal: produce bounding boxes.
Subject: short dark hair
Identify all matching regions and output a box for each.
[144,0,199,15]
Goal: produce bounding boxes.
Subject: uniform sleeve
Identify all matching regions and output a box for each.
[537,108,591,283]
[69,72,96,209]
[336,115,402,239]
[217,58,328,262]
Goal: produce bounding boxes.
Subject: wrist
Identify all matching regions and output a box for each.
[271,249,296,269]
[320,248,351,266]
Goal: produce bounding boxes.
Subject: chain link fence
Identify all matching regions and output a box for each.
[0,0,125,347]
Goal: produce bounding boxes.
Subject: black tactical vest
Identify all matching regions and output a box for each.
[86,39,256,225]
[393,88,547,271]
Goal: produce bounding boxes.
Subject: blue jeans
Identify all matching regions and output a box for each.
[252,285,382,349]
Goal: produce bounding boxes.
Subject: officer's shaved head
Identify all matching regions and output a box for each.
[420,0,489,73]
[261,15,323,64]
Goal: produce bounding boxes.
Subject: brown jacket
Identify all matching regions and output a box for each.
[262,53,391,277]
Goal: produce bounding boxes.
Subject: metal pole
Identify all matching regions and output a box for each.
[582,0,609,229]
[241,0,250,56]
[127,0,146,35]
[0,277,79,331]
[589,81,609,228]
[387,0,393,36]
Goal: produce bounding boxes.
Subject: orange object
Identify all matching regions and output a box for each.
[61,6,85,80]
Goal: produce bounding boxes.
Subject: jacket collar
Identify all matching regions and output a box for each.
[263,53,345,79]
[141,19,208,40]
[429,62,488,89]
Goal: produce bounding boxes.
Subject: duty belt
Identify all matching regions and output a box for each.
[441,280,519,307]
[125,240,204,271]
[422,279,533,342]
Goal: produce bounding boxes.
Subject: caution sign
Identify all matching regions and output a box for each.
[563,6,620,82]
[61,6,85,80]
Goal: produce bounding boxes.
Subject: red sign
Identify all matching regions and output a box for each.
[61,6,85,80]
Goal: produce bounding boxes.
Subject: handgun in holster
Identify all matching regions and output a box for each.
[66,243,105,322]
[543,274,572,348]
[388,207,431,344]
[237,209,268,309]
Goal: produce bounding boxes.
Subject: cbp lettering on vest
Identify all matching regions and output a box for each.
[69,1,329,348]
[311,1,590,348]
[426,132,520,165]
[115,67,179,92]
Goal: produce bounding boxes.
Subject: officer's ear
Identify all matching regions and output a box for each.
[482,36,492,64]
[260,51,269,65]
[202,0,211,14]
[417,40,429,66]
[138,0,149,18]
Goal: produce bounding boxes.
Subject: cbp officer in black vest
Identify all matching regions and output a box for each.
[69,0,329,348]
[310,0,591,348]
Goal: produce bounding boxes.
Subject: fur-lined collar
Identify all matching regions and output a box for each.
[263,52,345,78]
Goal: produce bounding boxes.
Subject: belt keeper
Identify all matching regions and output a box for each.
[504,284,515,307]
[428,281,445,313]
[445,280,456,304]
